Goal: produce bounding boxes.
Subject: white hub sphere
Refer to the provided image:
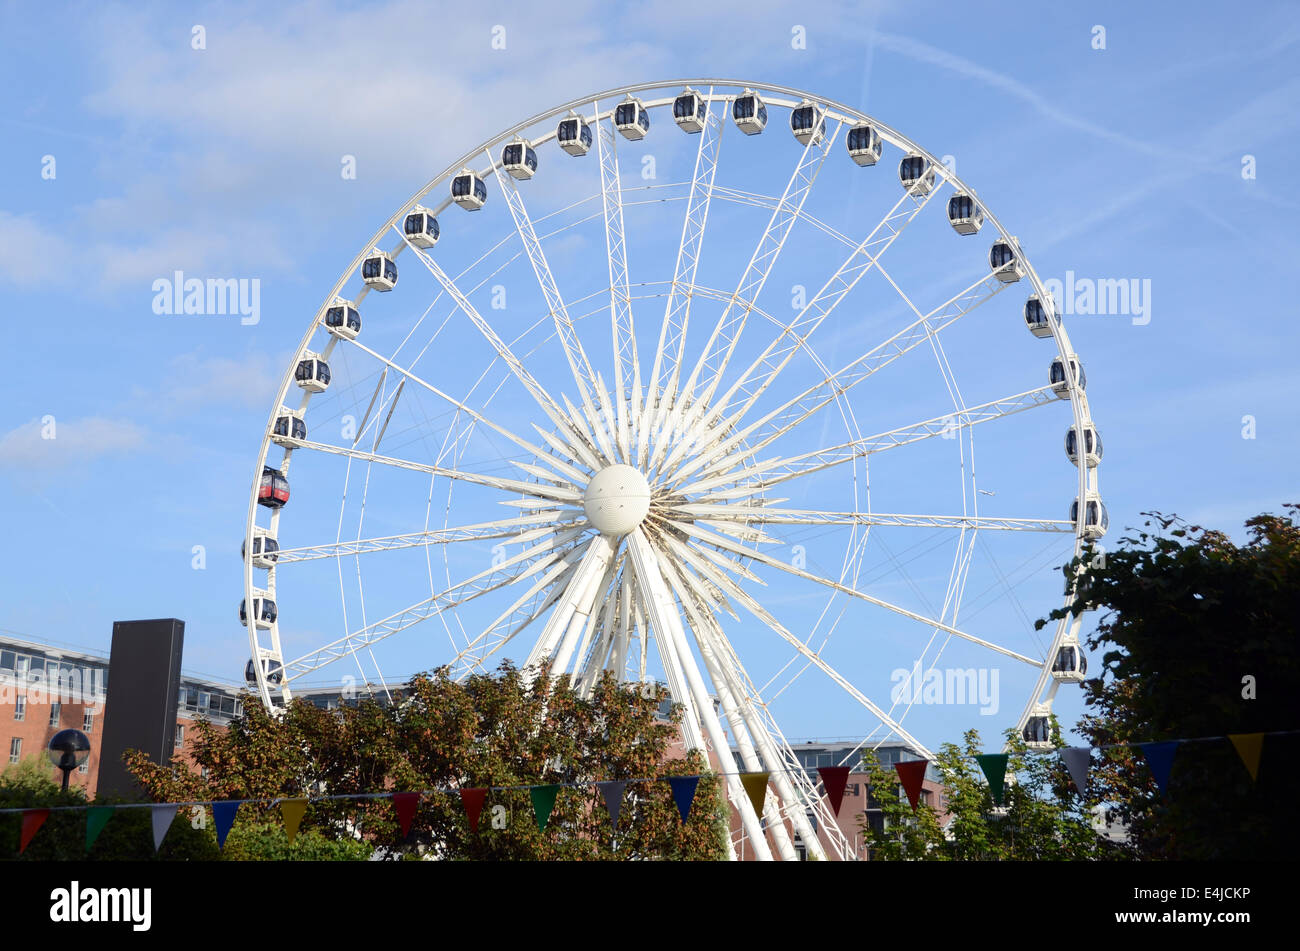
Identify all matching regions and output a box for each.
[583,465,651,535]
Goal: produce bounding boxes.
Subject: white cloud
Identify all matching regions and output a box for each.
[0,212,72,288]
[0,416,146,470]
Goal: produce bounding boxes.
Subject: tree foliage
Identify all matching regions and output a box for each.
[127,663,728,860]
[858,728,1125,860]
[1039,506,1300,859]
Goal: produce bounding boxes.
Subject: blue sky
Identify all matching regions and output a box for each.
[1,1,1297,753]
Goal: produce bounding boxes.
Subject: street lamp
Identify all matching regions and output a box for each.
[47,729,91,792]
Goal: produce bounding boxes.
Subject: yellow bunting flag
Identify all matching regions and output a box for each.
[1228,733,1265,781]
[280,798,309,845]
[740,772,770,819]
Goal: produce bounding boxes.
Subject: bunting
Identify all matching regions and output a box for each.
[1139,741,1180,794]
[212,801,239,851]
[1059,747,1091,796]
[151,804,179,852]
[19,809,49,855]
[894,760,929,812]
[598,781,628,831]
[392,792,420,837]
[667,775,700,823]
[740,772,769,819]
[85,805,114,853]
[1228,733,1264,781]
[975,753,1009,805]
[530,785,560,832]
[817,766,851,816]
[280,798,309,845]
[459,788,488,833]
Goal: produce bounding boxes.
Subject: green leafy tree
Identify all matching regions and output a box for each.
[1039,506,1300,859]
[128,662,728,860]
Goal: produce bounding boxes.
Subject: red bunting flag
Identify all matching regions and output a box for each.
[392,792,420,837]
[817,766,851,816]
[894,759,929,812]
[459,788,488,833]
[19,809,49,855]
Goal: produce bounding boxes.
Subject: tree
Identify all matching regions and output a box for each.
[1039,506,1300,859]
[127,662,729,860]
[858,728,1124,860]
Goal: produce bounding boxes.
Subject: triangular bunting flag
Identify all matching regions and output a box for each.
[459,788,488,833]
[1228,733,1265,782]
[392,792,420,837]
[280,798,309,845]
[817,766,851,816]
[85,806,114,853]
[530,785,560,832]
[894,759,929,812]
[19,809,49,855]
[151,804,179,852]
[1139,741,1180,794]
[975,753,1009,805]
[598,781,628,830]
[667,775,700,823]
[1060,747,1091,796]
[740,772,769,819]
[212,801,239,850]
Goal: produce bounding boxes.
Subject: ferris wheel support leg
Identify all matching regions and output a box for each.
[627,529,769,861]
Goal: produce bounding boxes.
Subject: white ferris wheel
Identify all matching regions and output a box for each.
[240,80,1104,861]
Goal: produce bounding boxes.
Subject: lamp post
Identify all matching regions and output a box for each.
[47,729,91,792]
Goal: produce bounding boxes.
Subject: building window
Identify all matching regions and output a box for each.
[175,725,184,748]
[78,761,89,774]
[83,711,94,732]
[49,702,61,727]
[8,737,20,764]
[13,697,24,722]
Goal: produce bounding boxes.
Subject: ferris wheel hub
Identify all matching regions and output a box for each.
[582,464,652,535]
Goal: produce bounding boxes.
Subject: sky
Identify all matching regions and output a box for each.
[1,0,1297,756]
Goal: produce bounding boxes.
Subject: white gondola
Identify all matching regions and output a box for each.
[271,406,307,449]
[1070,494,1109,541]
[402,206,440,248]
[242,526,279,570]
[790,99,825,146]
[362,250,397,292]
[502,138,539,180]
[898,152,936,194]
[239,591,277,630]
[614,96,650,141]
[1051,638,1088,684]
[947,193,983,234]
[557,113,593,155]
[1066,424,1103,468]
[1022,703,1054,751]
[1024,294,1053,337]
[673,88,707,133]
[245,656,284,686]
[1049,355,1085,398]
[991,238,1023,283]
[295,351,331,393]
[451,169,488,210]
[732,89,768,135]
[324,299,361,340]
[846,122,882,165]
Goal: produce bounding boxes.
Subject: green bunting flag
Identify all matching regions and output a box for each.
[975,753,1009,805]
[1228,733,1264,781]
[19,809,49,855]
[740,772,770,819]
[530,785,560,832]
[85,806,114,853]
[280,798,309,845]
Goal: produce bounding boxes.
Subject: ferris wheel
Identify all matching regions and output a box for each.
[240,80,1104,860]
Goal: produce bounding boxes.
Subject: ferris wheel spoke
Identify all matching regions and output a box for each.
[593,110,640,464]
[668,270,1008,489]
[292,438,584,503]
[681,385,1057,499]
[643,95,724,470]
[658,121,841,476]
[524,533,617,673]
[675,506,1076,534]
[274,510,582,564]
[400,238,607,471]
